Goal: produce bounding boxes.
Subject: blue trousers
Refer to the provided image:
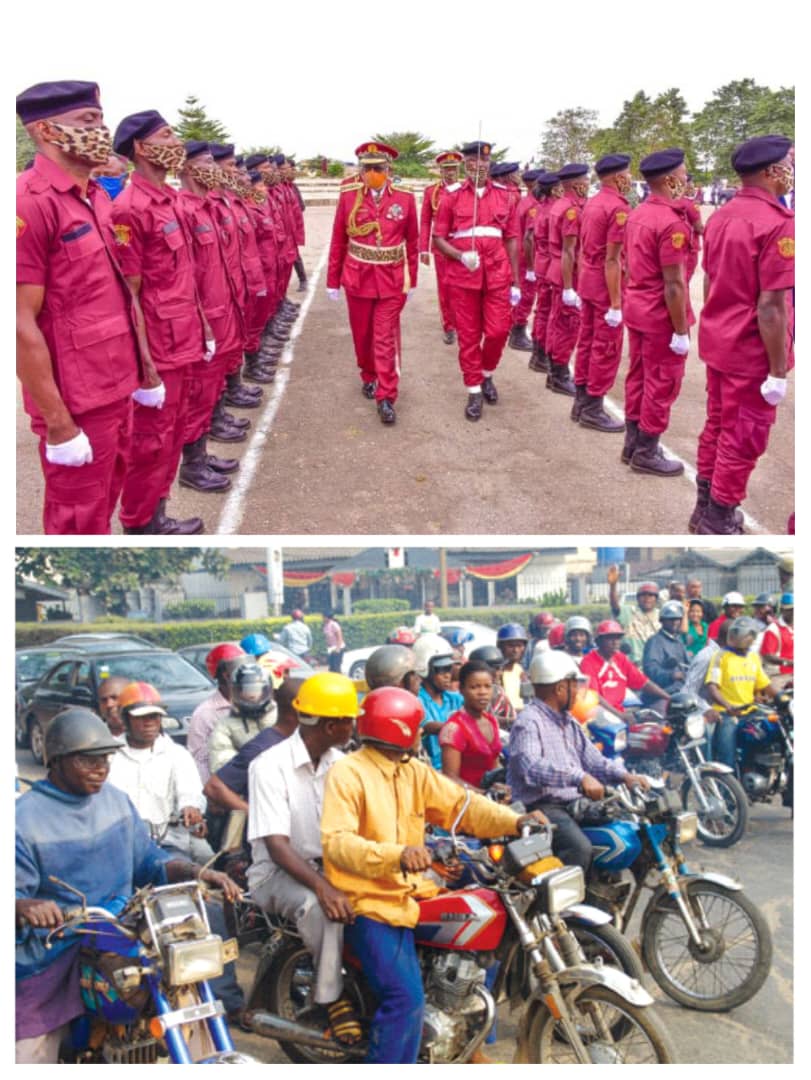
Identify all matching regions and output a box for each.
[344,916,424,1063]
[712,714,739,769]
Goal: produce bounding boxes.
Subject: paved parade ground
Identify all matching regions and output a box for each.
[16,205,794,537]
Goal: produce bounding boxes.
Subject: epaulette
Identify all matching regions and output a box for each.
[341,182,364,193]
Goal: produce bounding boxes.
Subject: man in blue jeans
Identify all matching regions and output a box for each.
[704,616,775,767]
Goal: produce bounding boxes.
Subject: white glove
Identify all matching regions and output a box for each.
[327,288,341,301]
[562,288,581,308]
[669,332,690,356]
[525,270,537,282]
[604,307,623,328]
[132,382,166,409]
[509,285,521,306]
[760,375,788,405]
[204,337,216,362]
[460,250,480,271]
[45,429,93,467]
[405,288,417,303]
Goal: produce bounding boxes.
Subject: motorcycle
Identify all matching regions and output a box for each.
[245,791,675,1064]
[576,782,772,1011]
[37,876,255,1064]
[588,692,749,848]
[734,689,793,811]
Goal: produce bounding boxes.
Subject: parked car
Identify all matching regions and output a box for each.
[20,649,214,764]
[47,632,157,652]
[176,641,316,679]
[16,646,83,747]
[341,620,498,681]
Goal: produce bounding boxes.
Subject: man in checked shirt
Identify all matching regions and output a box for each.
[507,650,650,872]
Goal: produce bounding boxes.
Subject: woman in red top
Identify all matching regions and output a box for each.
[439,660,505,792]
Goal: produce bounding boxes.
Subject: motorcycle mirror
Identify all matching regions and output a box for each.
[48,874,87,910]
[449,787,471,841]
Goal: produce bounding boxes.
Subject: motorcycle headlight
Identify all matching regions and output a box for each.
[532,865,585,914]
[613,729,627,752]
[685,713,706,740]
[674,812,698,845]
[167,936,224,985]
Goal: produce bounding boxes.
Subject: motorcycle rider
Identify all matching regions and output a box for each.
[496,623,531,710]
[208,661,277,774]
[708,591,746,641]
[526,611,560,665]
[759,592,793,689]
[608,565,661,664]
[96,675,130,736]
[187,643,246,784]
[469,644,515,725]
[563,615,593,665]
[16,708,240,1064]
[580,621,671,718]
[365,643,420,695]
[413,633,463,768]
[706,616,776,768]
[321,686,548,1064]
[508,651,650,873]
[641,601,690,699]
[247,673,363,1046]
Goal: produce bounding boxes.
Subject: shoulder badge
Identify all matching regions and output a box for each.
[113,223,132,246]
[342,182,363,193]
[565,207,577,221]
[16,215,26,239]
[777,236,795,259]
[528,207,537,217]
[671,231,686,249]
[615,211,628,226]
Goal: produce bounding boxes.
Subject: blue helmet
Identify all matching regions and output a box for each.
[496,622,528,643]
[240,632,271,657]
[442,627,474,648]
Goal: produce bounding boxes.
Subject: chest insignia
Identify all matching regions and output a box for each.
[113,223,132,246]
[386,203,405,221]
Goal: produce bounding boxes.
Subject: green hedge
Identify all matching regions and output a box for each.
[352,598,412,613]
[163,599,217,620]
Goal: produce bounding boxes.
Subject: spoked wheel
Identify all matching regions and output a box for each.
[567,918,645,981]
[642,880,772,1011]
[525,985,676,1064]
[681,772,748,847]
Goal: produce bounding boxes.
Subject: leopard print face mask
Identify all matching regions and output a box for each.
[139,141,187,173]
[45,122,113,165]
[189,163,220,190]
[572,179,590,198]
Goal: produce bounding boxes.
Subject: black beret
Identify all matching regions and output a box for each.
[595,153,631,176]
[245,153,269,169]
[234,155,245,167]
[731,135,793,175]
[490,161,520,177]
[184,140,209,160]
[639,147,685,178]
[272,153,286,166]
[248,170,264,184]
[460,141,493,157]
[536,171,560,186]
[113,110,170,159]
[210,143,236,161]
[17,80,101,124]
[522,168,542,182]
[558,162,590,179]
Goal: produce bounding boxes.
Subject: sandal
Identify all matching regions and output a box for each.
[326,997,362,1046]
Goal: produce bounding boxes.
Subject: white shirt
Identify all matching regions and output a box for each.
[246,728,344,888]
[107,733,205,830]
[413,612,441,635]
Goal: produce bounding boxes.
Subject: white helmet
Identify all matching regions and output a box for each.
[722,592,745,607]
[412,633,454,677]
[529,650,580,685]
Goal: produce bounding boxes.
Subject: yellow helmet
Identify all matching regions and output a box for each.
[293,672,359,720]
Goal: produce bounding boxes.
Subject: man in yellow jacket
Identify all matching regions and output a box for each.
[321,686,546,1063]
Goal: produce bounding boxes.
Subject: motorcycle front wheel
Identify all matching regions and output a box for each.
[567,918,645,982]
[642,880,772,1011]
[680,771,748,847]
[524,985,676,1064]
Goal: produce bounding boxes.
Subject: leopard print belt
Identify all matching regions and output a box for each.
[347,240,406,265]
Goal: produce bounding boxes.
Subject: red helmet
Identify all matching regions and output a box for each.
[637,582,659,597]
[387,627,418,646]
[548,623,566,649]
[206,642,245,679]
[292,609,305,619]
[532,611,557,630]
[595,620,624,638]
[357,687,425,751]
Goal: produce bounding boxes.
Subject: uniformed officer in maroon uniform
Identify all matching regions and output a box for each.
[112,110,208,534]
[16,80,158,534]
[433,141,522,421]
[509,168,541,352]
[692,134,795,533]
[528,172,562,373]
[571,153,631,433]
[545,162,590,396]
[419,151,464,345]
[327,141,419,425]
[621,148,692,478]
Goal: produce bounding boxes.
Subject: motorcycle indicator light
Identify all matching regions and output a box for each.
[613,730,627,752]
[149,1017,166,1039]
[675,812,698,845]
[661,725,673,735]
[488,843,504,862]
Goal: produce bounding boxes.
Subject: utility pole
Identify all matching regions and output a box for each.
[438,548,449,608]
[266,547,284,616]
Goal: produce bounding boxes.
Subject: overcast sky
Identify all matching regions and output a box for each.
[14,0,796,164]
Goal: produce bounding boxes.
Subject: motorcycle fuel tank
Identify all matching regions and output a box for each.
[625,720,670,757]
[582,821,643,871]
[415,887,506,951]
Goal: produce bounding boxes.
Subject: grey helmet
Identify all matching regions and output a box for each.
[45,707,124,764]
[727,616,760,650]
[660,600,685,621]
[564,615,592,637]
[365,645,417,690]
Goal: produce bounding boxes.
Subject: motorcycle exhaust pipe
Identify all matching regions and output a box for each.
[249,1010,348,1051]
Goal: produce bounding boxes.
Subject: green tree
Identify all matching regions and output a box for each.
[175,95,230,142]
[538,107,599,167]
[16,549,228,617]
[691,79,793,178]
[589,88,692,171]
[16,117,36,173]
[373,131,436,177]
[240,144,283,160]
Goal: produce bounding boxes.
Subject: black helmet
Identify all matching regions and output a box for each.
[667,691,701,716]
[365,645,417,690]
[468,645,506,669]
[45,707,124,764]
[230,661,272,719]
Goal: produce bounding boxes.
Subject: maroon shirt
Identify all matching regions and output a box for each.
[433,179,519,291]
[232,195,268,300]
[16,154,141,419]
[208,189,248,311]
[516,191,540,272]
[268,185,296,262]
[577,186,629,306]
[698,187,795,377]
[533,199,554,279]
[246,198,280,288]
[111,173,205,370]
[327,182,419,298]
[622,194,691,335]
[546,191,585,288]
[419,180,461,252]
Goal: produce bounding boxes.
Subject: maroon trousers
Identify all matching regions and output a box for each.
[434,252,455,332]
[345,292,407,402]
[624,327,686,436]
[36,395,132,535]
[513,276,539,325]
[245,290,274,353]
[448,284,511,387]
[574,299,624,395]
[546,287,581,364]
[182,349,240,445]
[532,281,553,346]
[696,366,776,505]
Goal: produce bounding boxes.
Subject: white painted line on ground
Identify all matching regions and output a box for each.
[216,246,330,534]
[602,395,764,534]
